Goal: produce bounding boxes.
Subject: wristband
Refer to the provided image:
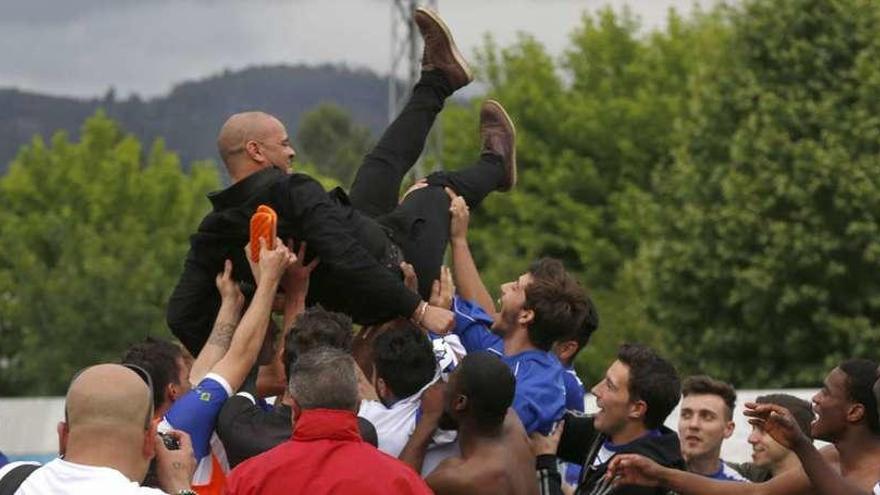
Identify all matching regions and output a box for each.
[176,490,197,495]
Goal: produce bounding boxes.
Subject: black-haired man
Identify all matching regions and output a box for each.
[401,352,538,495]
[732,393,813,481]
[534,343,685,495]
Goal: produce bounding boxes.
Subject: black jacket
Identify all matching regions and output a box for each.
[537,413,685,495]
[167,168,421,354]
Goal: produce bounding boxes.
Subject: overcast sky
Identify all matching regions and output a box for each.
[1,0,714,99]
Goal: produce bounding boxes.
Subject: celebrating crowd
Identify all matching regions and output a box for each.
[1,7,879,495]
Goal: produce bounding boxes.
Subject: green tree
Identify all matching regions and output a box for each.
[296,103,374,186]
[440,8,728,383]
[643,0,880,386]
[0,112,220,395]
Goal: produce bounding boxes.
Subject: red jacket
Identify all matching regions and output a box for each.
[225,408,433,495]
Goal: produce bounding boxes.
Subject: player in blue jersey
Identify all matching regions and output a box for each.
[444,193,597,435]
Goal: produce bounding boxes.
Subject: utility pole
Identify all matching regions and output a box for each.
[389,0,442,179]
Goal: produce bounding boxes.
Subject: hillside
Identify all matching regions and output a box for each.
[0,64,389,174]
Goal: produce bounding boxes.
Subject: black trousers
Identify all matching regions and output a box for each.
[348,70,506,299]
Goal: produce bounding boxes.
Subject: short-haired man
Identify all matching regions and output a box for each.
[607,358,880,495]
[731,394,813,482]
[400,352,538,495]
[357,320,457,474]
[534,343,685,495]
[225,348,432,494]
[678,375,747,482]
[124,240,295,493]
[216,306,377,467]
[167,8,518,353]
[10,364,196,494]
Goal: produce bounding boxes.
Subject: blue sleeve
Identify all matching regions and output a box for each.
[510,361,566,435]
[563,371,586,413]
[164,374,231,459]
[451,296,502,354]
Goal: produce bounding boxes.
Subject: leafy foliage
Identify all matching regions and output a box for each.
[0,112,219,395]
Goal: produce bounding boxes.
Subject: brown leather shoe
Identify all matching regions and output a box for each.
[414,7,473,91]
[480,100,517,191]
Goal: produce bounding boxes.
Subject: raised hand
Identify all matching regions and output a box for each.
[429,266,455,310]
[744,402,810,450]
[215,259,244,307]
[419,305,455,335]
[606,454,663,487]
[281,239,319,294]
[257,237,296,286]
[446,188,470,241]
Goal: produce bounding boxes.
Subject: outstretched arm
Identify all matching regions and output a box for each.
[211,238,294,392]
[608,453,812,495]
[744,402,870,495]
[447,190,497,319]
[190,260,245,385]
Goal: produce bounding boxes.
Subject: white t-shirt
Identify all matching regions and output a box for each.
[15,458,167,494]
[358,373,458,476]
[872,482,880,495]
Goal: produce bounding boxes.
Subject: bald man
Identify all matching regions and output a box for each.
[167,8,517,356]
[11,364,196,494]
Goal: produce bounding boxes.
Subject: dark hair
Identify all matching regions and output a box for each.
[457,352,514,429]
[682,375,737,420]
[838,359,880,434]
[121,337,183,410]
[283,306,353,379]
[617,343,681,429]
[288,347,358,411]
[372,320,436,399]
[525,258,595,351]
[756,394,814,439]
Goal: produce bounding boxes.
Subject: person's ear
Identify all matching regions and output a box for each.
[57,421,69,457]
[453,394,469,413]
[847,403,866,425]
[627,399,648,423]
[376,378,391,401]
[245,140,264,163]
[724,419,736,439]
[290,399,302,426]
[556,340,579,362]
[518,308,535,326]
[166,382,178,403]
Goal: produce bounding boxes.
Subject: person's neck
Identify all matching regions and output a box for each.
[64,433,145,483]
[685,450,723,476]
[457,419,504,459]
[834,427,880,473]
[502,327,537,356]
[771,452,802,477]
[609,421,651,446]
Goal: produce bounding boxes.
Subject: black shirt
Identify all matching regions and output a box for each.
[166,168,422,354]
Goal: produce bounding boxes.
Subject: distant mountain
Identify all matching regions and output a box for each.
[0,64,390,174]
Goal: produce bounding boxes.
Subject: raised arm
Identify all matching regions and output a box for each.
[447,190,497,319]
[189,259,245,384]
[210,238,294,392]
[257,240,320,397]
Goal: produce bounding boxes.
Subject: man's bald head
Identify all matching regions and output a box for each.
[65,364,152,432]
[217,111,289,169]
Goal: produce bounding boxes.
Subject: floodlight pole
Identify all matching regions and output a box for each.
[389,0,442,179]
